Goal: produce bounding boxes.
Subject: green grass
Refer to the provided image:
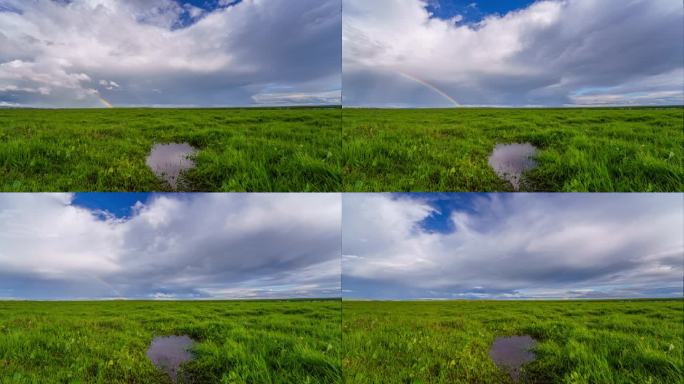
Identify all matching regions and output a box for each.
[0,300,341,384]
[2,107,682,192]
[0,107,341,192]
[342,300,683,383]
[342,107,684,191]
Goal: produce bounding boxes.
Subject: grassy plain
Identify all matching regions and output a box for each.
[0,300,341,384]
[342,107,684,191]
[342,300,683,383]
[0,107,341,192]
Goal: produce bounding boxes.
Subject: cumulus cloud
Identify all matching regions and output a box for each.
[342,0,684,107]
[0,193,341,299]
[0,0,341,107]
[342,193,684,299]
[251,90,343,105]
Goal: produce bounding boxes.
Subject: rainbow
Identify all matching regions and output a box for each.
[397,71,459,107]
[97,94,114,108]
[87,274,121,297]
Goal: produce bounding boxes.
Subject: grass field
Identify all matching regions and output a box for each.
[2,107,681,192]
[342,107,684,192]
[0,300,341,384]
[0,107,341,192]
[342,300,683,383]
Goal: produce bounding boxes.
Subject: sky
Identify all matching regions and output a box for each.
[0,193,341,300]
[2,192,682,301]
[342,193,684,300]
[0,0,341,108]
[343,0,684,107]
[425,0,537,23]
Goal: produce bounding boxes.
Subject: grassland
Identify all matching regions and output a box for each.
[0,107,341,192]
[3,107,681,192]
[0,300,341,384]
[343,300,683,383]
[342,107,684,191]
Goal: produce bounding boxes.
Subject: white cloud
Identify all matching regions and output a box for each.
[342,193,684,299]
[342,0,683,107]
[183,3,205,20]
[0,193,341,299]
[99,79,120,90]
[0,194,122,277]
[251,90,343,105]
[0,0,341,107]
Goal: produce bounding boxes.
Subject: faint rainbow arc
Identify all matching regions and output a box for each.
[396,71,459,107]
[96,94,114,108]
[86,274,122,298]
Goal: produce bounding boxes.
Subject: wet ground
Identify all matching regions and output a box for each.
[145,143,197,189]
[488,143,538,190]
[488,335,537,381]
[146,335,194,382]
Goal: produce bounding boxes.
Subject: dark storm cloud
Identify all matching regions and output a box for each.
[0,193,341,299]
[0,0,341,107]
[342,0,683,107]
[342,193,684,299]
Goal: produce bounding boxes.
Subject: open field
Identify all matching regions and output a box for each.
[342,107,684,191]
[0,300,341,383]
[342,300,683,383]
[0,107,341,192]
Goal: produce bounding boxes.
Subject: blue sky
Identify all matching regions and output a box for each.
[426,0,536,23]
[342,193,684,300]
[343,0,683,107]
[180,0,239,10]
[0,0,341,107]
[170,0,242,28]
[0,193,341,300]
[72,193,152,219]
[400,193,483,234]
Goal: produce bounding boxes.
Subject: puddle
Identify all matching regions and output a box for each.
[489,335,537,381]
[145,143,197,189]
[146,335,194,382]
[488,143,538,190]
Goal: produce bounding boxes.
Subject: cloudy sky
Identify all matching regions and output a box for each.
[343,0,684,107]
[0,193,341,300]
[0,0,341,107]
[343,193,684,299]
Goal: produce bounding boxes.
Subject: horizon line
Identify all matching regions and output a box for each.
[0,104,343,110]
[341,104,684,109]
[0,297,343,302]
[341,296,684,301]
[2,104,682,110]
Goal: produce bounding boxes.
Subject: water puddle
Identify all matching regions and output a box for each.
[146,335,194,382]
[145,143,197,189]
[488,143,538,190]
[489,335,537,381]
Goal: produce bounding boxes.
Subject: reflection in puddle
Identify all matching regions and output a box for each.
[489,335,537,381]
[488,143,538,190]
[146,335,194,382]
[146,143,197,189]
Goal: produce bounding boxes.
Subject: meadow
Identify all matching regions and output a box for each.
[342,300,683,383]
[0,300,341,384]
[0,107,341,192]
[342,107,684,192]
